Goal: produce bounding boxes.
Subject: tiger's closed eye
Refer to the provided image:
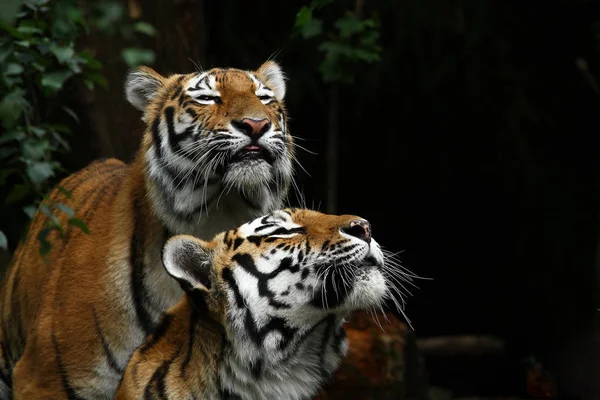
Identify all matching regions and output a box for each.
[197,95,221,103]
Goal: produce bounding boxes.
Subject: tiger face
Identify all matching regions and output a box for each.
[161,209,405,398]
[125,61,293,230]
[163,208,388,324]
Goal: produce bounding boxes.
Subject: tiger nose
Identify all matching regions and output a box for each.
[233,118,271,137]
[341,219,372,243]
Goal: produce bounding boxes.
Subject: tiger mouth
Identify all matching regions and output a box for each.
[231,145,275,164]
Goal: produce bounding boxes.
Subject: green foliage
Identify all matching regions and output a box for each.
[293,0,382,84]
[0,0,155,256]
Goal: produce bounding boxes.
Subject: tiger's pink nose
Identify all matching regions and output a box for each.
[235,118,271,137]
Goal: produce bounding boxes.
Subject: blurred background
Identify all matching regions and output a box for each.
[0,0,599,398]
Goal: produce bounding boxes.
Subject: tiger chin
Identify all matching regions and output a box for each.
[115,209,392,400]
[1,61,294,399]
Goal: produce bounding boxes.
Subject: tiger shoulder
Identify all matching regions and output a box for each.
[0,60,295,399]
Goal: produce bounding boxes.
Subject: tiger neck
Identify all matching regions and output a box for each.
[138,148,282,240]
[218,314,349,400]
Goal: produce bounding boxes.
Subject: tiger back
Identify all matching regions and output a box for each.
[0,60,295,399]
[115,208,404,400]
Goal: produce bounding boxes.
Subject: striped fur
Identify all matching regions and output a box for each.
[0,61,294,399]
[115,209,390,400]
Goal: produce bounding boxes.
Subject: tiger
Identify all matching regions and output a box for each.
[114,208,401,400]
[0,60,295,399]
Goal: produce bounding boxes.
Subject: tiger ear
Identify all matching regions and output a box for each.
[125,66,165,111]
[256,60,286,101]
[162,235,214,293]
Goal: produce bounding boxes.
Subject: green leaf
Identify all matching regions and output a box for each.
[4,62,23,75]
[29,126,46,138]
[0,43,14,63]
[80,51,102,70]
[37,227,53,256]
[62,106,80,123]
[26,0,50,7]
[121,48,155,68]
[0,88,25,129]
[68,217,89,234]
[50,43,75,63]
[0,230,7,250]
[294,7,313,29]
[310,0,333,9]
[26,161,56,188]
[54,202,74,217]
[0,130,25,145]
[133,22,157,36]
[23,204,37,218]
[41,70,73,91]
[57,185,72,198]
[17,25,41,35]
[334,15,362,39]
[39,202,53,217]
[301,19,323,39]
[15,40,31,48]
[22,139,49,160]
[0,0,23,25]
[51,130,70,150]
[86,72,107,89]
[5,183,30,204]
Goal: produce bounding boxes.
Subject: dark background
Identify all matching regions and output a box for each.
[7,0,600,397]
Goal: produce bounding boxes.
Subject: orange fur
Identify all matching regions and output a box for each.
[115,209,381,400]
[0,60,294,399]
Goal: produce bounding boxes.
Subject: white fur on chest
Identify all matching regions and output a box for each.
[219,319,349,400]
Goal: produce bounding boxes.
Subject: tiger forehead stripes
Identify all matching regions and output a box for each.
[130,61,295,238]
[1,61,297,400]
[116,208,410,400]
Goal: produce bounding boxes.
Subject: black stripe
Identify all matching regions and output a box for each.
[185,108,198,119]
[310,266,350,309]
[221,268,244,309]
[278,315,330,365]
[318,315,336,377]
[243,309,297,350]
[139,314,173,354]
[180,306,200,376]
[130,195,154,335]
[0,341,12,388]
[170,86,183,100]
[254,223,277,232]
[165,106,194,155]
[332,324,347,355]
[0,362,11,388]
[151,115,162,159]
[250,358,263,378]
[232,237,244,250]
[143,345,180,400]
[92,308,124,375]
[268,227,306,236]
[233,254,299,309]
[51,329,85,400]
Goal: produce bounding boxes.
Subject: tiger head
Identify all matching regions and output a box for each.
[125,61,294,225]
[161,208,408,395]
